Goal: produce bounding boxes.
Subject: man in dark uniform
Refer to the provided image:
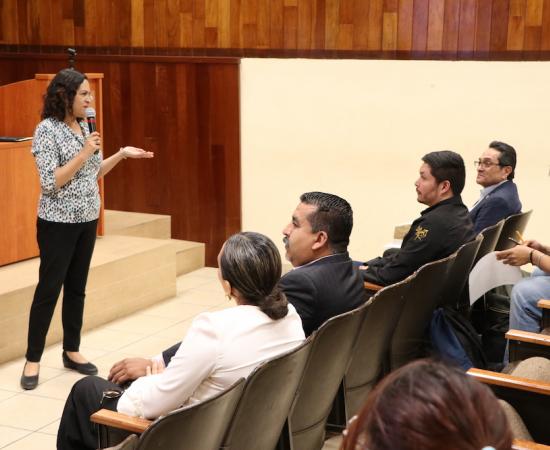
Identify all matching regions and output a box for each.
[360,150,476,286]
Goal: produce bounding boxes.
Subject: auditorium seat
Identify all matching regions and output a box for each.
[468,367,550,444]
[506,329,550,363]
[329,274,414,429]
[92,377,245,449]
[494,210,533,252]
[219,337,312,450]
[390,253,456,370]
[474,220,505,265]
[281,304,367,450]
[441,235,483,310]
[539,299,550,332]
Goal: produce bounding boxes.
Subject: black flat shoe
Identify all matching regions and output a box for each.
[62,351,98,375]
[20,363,39,390]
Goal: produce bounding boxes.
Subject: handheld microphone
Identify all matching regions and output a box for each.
[85,107,99,154]
[85,107,96,133]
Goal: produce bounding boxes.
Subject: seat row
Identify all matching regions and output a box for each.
[92,282,550,450]
[90,210,539,449]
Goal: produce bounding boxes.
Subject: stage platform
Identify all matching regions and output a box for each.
[0,210,205,364]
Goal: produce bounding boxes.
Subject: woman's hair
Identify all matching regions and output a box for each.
[42,68,87,121]
[220,232,288,320]
[341,359,513,450]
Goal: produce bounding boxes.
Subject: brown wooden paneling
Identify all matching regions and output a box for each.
[411,0,429,52]
[458,0,476,55]
[0,55,240,266]
[3,0,550,59]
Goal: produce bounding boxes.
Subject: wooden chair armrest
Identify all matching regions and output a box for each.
[506,330,550,347]
[364,281,383,292]
[538,300,550,330]
[467,368,550,396]
[91,409,152,434]
[513,438,550,449]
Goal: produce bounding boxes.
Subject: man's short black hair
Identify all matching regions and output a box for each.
[299,192,353,254]
[421,150,466,196]
[489,141,517,181]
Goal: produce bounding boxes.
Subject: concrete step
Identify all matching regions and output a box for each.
[172,239,205,276]
[104,209,171,240]
[104,209,206,275]
[0,235,176,364]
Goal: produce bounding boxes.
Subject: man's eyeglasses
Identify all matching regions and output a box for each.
[474,160,502,169]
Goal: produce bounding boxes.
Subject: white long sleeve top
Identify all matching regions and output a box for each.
[116,303,305,419]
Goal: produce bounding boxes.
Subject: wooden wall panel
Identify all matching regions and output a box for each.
[3,0,550,59]
[0,55,240,266]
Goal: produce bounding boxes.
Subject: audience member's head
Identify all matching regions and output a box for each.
[475,141,516,187]
[219,231,288,320]
[341,359,513,450]
[282,192,353,267]
[416,151,465,206]
[42,68,88,121]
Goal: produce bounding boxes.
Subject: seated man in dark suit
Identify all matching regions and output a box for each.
[469,141,521,234]
[360,150,476,287]
[279,191,366,336]
[108,192,366,383]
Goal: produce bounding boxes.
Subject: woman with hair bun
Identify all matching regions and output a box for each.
[57,231,305,450]
[341,359,513,450]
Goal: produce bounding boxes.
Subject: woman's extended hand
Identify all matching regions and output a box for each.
[120,146,154,159]
[495,244,531,266]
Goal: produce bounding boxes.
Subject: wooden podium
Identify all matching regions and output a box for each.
[0,73,105,267]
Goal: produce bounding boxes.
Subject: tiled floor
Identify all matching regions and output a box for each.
[0,268,230,449]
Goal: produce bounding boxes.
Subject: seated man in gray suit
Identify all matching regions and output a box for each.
[108,192,366,384]
[470,141,521,234]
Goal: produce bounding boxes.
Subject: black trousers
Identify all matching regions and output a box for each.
[26,218,98,362]
[57,376,123,450]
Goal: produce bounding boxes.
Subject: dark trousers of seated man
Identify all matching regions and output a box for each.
[57,376,130,450]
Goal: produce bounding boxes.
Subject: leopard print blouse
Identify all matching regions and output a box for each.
[32,117,102,223]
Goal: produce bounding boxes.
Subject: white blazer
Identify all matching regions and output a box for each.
[117,303,305,418]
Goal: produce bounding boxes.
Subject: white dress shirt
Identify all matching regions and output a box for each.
[117,303,305,419]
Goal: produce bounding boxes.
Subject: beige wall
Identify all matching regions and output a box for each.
[240,59,549,262]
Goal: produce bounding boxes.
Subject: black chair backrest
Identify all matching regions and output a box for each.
[342,275,414,419]
[220,338,312,450]
[135,378,246,450]
[288,304,367,450]
[389,253,456,370]
[494,210,533,251]
[441,235,483,309]
[474,220,504,265]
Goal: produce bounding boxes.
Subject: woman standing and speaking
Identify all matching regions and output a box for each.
[20,68,154,390]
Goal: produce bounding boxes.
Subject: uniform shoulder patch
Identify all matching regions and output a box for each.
[414,225,429,241]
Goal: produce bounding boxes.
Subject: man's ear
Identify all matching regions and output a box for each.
[502,165,512,180]
[312,231,328,250]
[439,180,451,196]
